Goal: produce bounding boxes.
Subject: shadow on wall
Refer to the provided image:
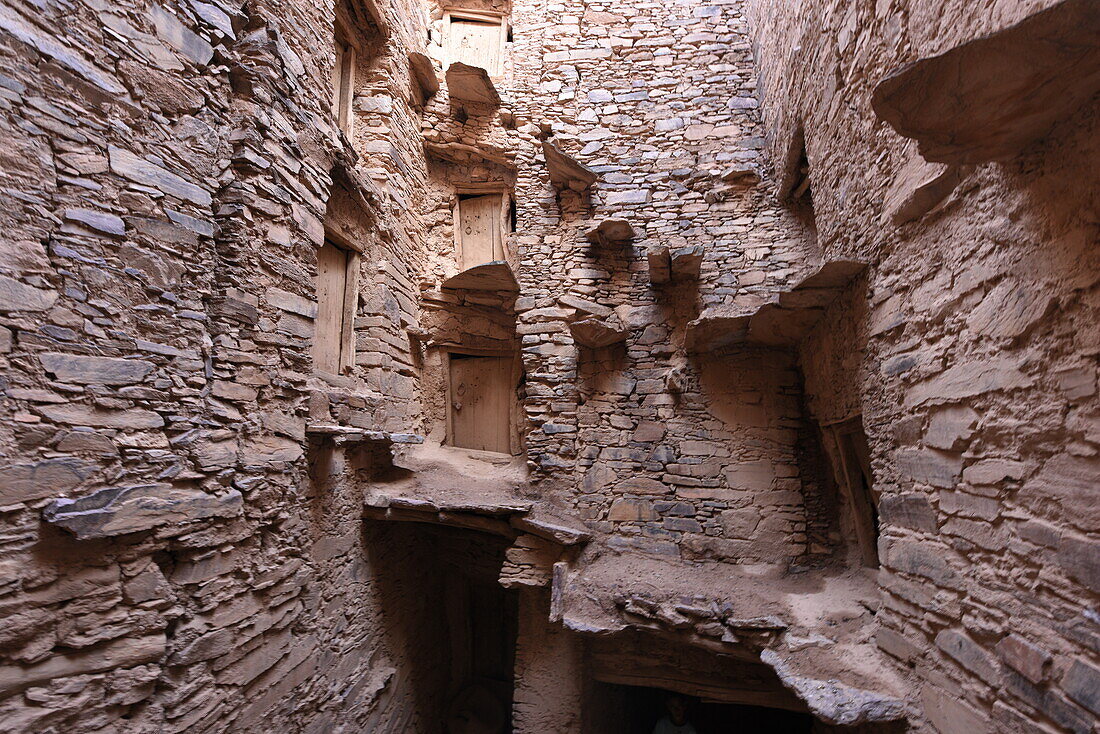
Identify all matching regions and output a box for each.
[362,522,519,733]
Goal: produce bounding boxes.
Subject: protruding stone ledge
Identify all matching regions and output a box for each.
[424,141,516,172]
[871,0,1100,164]
[306,423,425,448]
[543,142,597,193]
[648,244,704,284]
[760,649,908,727]
[364,493,590,547]
[446,62,500,106]
[570,318,628,349]
[43,484,243,540]
[686,260,866,351]
[441,261,519,292]
[720,165,761,186]
[585,219,635,246]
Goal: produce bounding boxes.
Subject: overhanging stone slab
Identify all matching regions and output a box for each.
[408,51,439,100]
[570,318,628,349]
[543,142,597,192]
[43,484,242,539]
[585,218,635,245]
[446,62,500,106]
[441,261,519,292]
[871,0,1100,164]
[687,261,866,351]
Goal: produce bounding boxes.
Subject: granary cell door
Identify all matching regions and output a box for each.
[448,17,503,76]
[459,193,504,270]
[449,354,511,454]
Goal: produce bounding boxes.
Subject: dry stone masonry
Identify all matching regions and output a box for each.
[0,0,1096,731]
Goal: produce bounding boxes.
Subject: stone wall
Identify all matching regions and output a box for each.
[0,0,440,728]
[499,0,841,564]
[750,0,1100,731]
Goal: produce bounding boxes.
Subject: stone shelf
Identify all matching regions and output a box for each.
[570,318,628,349]
[441,260,519,292]
[408,52,439,101]
[306,423,425,448]
[43,483,243,540]
[720,165,761,186]
[424,140,516,172]
[871,0,1100,164]
[648,244,704,284]
[542,142,597,193]
[446,62,500,107]
[585,219,635,246]
[686,260,866,351]
[554,551,907,727]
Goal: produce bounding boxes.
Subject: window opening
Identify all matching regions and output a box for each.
[313,238,358,374]
[457,193,506,269]
[825,417,879,567]
[445,12,505,76]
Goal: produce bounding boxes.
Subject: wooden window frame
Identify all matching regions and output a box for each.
[822,415,879,568]
[452,188,511,270]
[441,346,521,455]
[313,233,361,376]
[333,19,356,133]
[442,8,509,77]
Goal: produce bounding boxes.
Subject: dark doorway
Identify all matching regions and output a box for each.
[365,522,518,733]
[591,683,813,734]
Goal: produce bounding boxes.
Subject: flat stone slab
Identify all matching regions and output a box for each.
[446,62,500,106]
[872,0,1100,163]
[543,142,597,192]
[44,484,242,539]
[648,246,671,284]
[441,261,518,292]
[761,649,908,726]
[585,219,635,245]
[686,260,866,351]
[306,423,425,447]
[670,245,704,280]
[570,318,628,349]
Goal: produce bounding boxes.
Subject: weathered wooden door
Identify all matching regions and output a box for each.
[459,194,503,270]
[313,240,350,374]
[448,18,502,76]
[449,355,511,453]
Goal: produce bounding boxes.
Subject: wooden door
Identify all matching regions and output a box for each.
[459,194,503,270]
[448,18,502,75]
[449,355,511,453]
[314,240,350,374]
